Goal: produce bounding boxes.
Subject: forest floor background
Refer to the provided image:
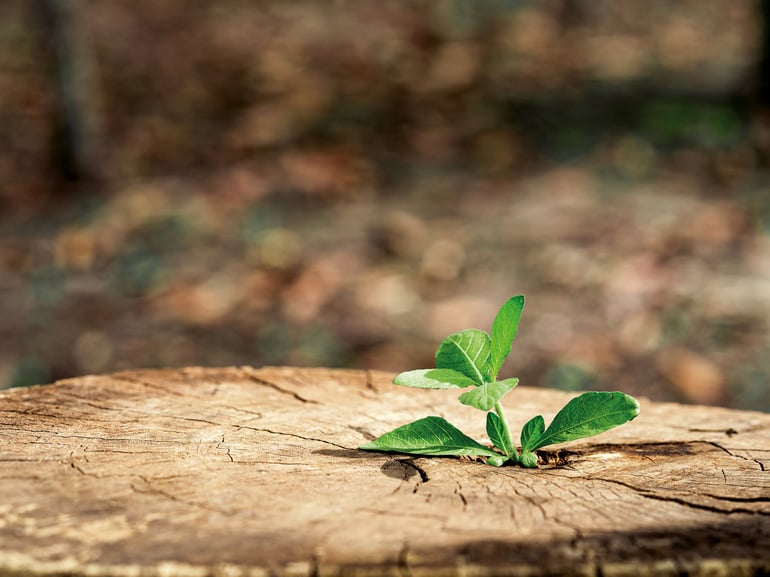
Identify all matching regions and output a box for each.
[2,1,770,411]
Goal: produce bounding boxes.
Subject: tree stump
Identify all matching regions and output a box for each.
[1,367,768,576]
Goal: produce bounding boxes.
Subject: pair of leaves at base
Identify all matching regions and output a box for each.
[520,391,639,452]
[359,391,640,465]
[517,391,640,466]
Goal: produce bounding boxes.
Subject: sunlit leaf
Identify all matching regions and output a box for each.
[359,416,499,458]
[394,368,477,389]
[435,329,491,384]
[489,295,524,379]
[520,415,544,453]
[486,411,514,458]
[532,392,640,450]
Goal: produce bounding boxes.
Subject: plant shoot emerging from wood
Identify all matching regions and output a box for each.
[360,295,640,467]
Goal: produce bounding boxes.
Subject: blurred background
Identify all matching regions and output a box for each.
[2,0,770,411]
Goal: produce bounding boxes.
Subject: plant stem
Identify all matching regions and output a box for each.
[494,400,517,462]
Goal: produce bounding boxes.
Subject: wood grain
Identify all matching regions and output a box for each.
[1,366,769,576]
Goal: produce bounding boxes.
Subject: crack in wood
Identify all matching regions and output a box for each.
[3,429,186,445]
[2,409,90,421]
[2,411,119,425]
[540,440,769,476]
[592,476,770,516]
[46,394,116,412]
[240,367,319,404]
[167,415,225,426]
[688,427,739,437]
[57,433,183,443]
[236,425,349,450]
[706,440,766,472]
[221,405,263,419]
[111,375,190,397]
[510,485,548,521]
[216,435,234,463]
[454,482,468,511]
[634,491,770,516]
[130,475,234,516]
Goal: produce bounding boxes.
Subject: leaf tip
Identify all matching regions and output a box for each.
[616,391,641,419]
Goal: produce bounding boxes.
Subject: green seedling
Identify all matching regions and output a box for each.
[359,295,640,467]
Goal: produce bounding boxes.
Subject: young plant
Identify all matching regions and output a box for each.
[359,295,640,468]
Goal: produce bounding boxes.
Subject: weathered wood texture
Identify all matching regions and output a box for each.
[1,367,769,577]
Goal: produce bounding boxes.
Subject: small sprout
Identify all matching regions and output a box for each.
[359,295,640,468]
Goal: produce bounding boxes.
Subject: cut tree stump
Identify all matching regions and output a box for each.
[1,367,769,577]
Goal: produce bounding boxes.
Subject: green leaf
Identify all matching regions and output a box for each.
[458,378,519,411]
[435,329,491,384]
[520,415,545,453]
[489,295,525,379]
[359,416,499,458]
[393,369,477,390]
[532,392,641,450]
[486,411,514,458]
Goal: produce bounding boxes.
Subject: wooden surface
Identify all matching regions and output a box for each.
[1,366,769,577]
